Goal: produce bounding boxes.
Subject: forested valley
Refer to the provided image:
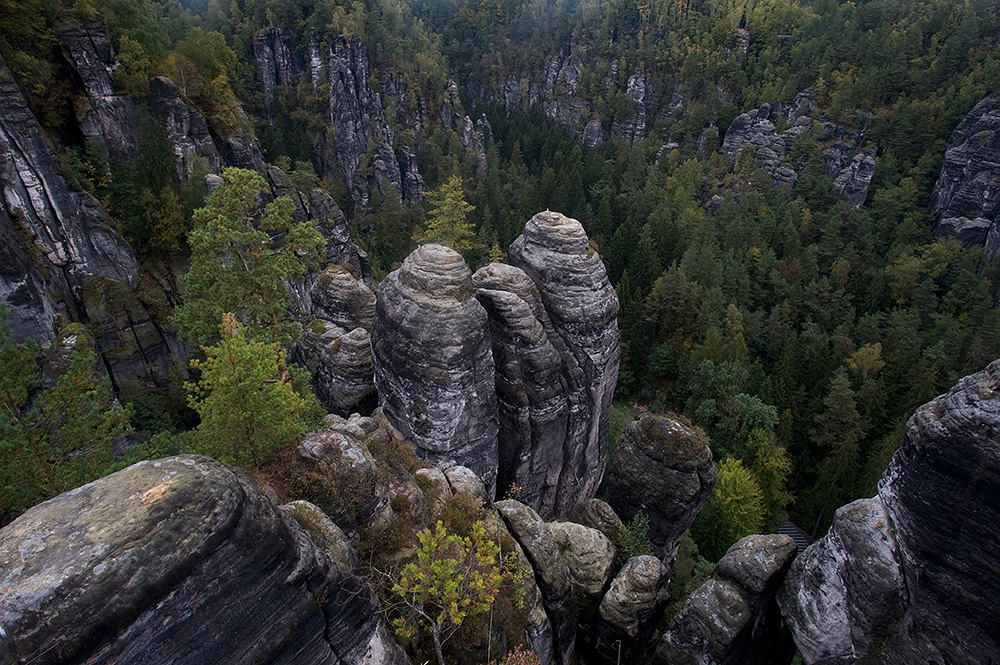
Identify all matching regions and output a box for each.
[3,0,1000,645]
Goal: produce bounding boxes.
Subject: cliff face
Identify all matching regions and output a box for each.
[779,359,1000,665]
[148,76,222,180]
[252,29,425,208]
[0,456,407,665]
[371,243,500,494]
[54,18,139,159]
[468,47,663,148]
[929,94,1000,258]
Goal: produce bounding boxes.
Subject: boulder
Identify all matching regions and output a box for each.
[297,321,376,417]
[507,211,620,516]
[591,555,670,665]
[566,498,624,544]
[372,243,499,496]
[0,456,406,665]
[290,429,390,536]
[656,535,797,665]
[496,499,577,665]
[779,359,1000,664]
[598,413,715,563]
[546,521,616,610]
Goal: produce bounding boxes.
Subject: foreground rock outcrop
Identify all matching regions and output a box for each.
[372,243,499,495]
[929,94,1000,258]
[0,456,407,665]
[656,535,797,665]
[598,413,715,563]
[779,359,1000,664]
[503,211,620,516]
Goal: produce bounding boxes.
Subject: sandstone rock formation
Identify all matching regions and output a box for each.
[372,244,499,494]
[591,555,670,665]
[286,427,391,537]
[598,413,715,563]
[0,53,186,388]
[0,456,406,665]
[566,498,624,544]
[303,35,423,207]
[297,321,376,417]
[656,535,797,665]
[929,94,1000,258]
[472,262,570,516]
[547,521,616,611]
[148,76,222,180]
[721,102,876,207]
[503,211,620,516]
[496,499,578,665]
[55,18,138,159]
[779,359,1000,664]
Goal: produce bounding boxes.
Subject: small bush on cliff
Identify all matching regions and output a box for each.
[381,520,515,665]
[613,511,652,567]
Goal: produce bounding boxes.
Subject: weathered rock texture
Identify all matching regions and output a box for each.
[656,535,797,665]
[721,102,876,207]
[779,359,1000,664]
[372,243,499,495]
[0,455,407,665]
[54,18,138,158]
[496,499,578,665]
[253,26,303,124]
[148,76,222,180]
[591,555,670,665]
[929,95,1000,259]
[502,211,620,517]
[0,53,189,389]
[546,521,615,611]
[598,413,715,563]
[297,321,376,417]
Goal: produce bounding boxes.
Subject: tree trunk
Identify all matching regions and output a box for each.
[432,624,445,665]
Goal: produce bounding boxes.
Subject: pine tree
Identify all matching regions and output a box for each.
[415,174,477,254]
[186,314,312,468]
[173,167,326,348]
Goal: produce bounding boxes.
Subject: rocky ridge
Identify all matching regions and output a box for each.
[721,101,877,208]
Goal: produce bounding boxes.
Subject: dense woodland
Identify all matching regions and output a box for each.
[3,0,1000,564]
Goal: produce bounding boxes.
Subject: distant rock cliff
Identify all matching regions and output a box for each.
[929,94,1000,259]
[721,100,877,208]
[0,52,187,387]
[0,456,408,665]
[779,359,1000,664]
[54,17,139,159]
[252,29,424,208]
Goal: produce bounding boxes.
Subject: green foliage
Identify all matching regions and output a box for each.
[692,457,765,561]
[174,167,326,348]
[414,174,477,254]
[613,511,652,567]
[389,520,509,665]
[186,314,314,468]
[0,314,130,519]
